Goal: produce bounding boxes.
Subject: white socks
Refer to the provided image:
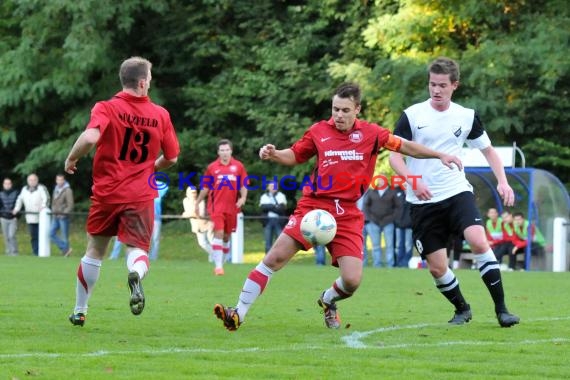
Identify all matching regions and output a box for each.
[74,256,102,314]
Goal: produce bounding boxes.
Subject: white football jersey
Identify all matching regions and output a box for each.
[394,99,491,204]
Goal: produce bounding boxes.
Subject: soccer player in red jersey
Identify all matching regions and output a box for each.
[64,57,180,326]
[214,83,462,331]
[195,139,248,276]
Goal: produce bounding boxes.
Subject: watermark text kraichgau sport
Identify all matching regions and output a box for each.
[147,172,421,191]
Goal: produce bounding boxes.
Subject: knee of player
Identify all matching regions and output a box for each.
[341,274,362,292]
[429,266,448,278]
[263,249,292,270]
[425,258,447,277]
[466,240,490,254]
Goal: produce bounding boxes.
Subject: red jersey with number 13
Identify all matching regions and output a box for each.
[86,91,180,203]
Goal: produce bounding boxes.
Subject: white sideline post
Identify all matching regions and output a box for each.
[552,217,568,272]
[231,212,244,264]
[38,208,51,257]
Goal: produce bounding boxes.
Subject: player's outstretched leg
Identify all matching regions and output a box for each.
[213,262,274,331]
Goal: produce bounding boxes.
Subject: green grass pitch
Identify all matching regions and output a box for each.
[0,221,568,379]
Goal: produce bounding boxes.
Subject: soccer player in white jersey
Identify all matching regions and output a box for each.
[389,57,520,327]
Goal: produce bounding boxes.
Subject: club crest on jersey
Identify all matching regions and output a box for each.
[229,165,237,172]
[349,130,363,143]
[286,216,297,229]
[452,125,462,137]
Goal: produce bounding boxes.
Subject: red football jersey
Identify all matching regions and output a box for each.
[291,117,401,202]
[86,91,180,203]
[202,157,248,214]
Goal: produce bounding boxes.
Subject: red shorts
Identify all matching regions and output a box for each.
[87,198,154,251]
[210,212,238,235]
[284,196,364,267]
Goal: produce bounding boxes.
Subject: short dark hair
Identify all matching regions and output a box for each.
[513,212,525,218]
[334,83,361,106]
[217,139,233,149]
[428,57,460,83]
[119,57,152,89]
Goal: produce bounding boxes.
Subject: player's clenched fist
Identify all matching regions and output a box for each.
[259,144,276,160]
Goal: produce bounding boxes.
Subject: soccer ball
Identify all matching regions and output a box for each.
[300,209,337,246]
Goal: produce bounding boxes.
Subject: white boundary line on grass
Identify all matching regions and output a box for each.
[1,337,568,360]
[342,316,570,349]
[342,337,570,350]
[1,316,569,359]
[0,347,265,359]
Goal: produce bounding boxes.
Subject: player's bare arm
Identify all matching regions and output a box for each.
[236,187,248,208]
[65,128,101,174]
[398,139,463,171]
[155,155,178,171]
[259,144,298,166]
[389,151,433,201]
[480,146,515,207]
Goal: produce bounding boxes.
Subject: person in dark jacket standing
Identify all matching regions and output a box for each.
[394,188,413,267]
[0,178,19,256]
[357,191,370,266]
[50,174,74,256]
[259,181,287,254]
[363,184,399,267]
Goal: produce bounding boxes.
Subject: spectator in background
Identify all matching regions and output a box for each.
[394,187,413,267]
[183,187,214,261]
[447,234,466,270]
[485,208,513,267]
[357,190,370,266]
[363,184,398,267]
[149,182,169,261]
[485,208,503,242]
[13,173,49,256]
[195,139,248,276]
[50,174,74,257]
[315,245,327,265]
[108,236,125,260]
[0,177,19,256]
[259,181,287,254]
[510,212,545,270]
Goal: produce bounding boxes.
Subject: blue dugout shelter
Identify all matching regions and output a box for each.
[464,147,570,271]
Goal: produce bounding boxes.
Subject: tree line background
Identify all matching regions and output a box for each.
[0,0,568,215]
